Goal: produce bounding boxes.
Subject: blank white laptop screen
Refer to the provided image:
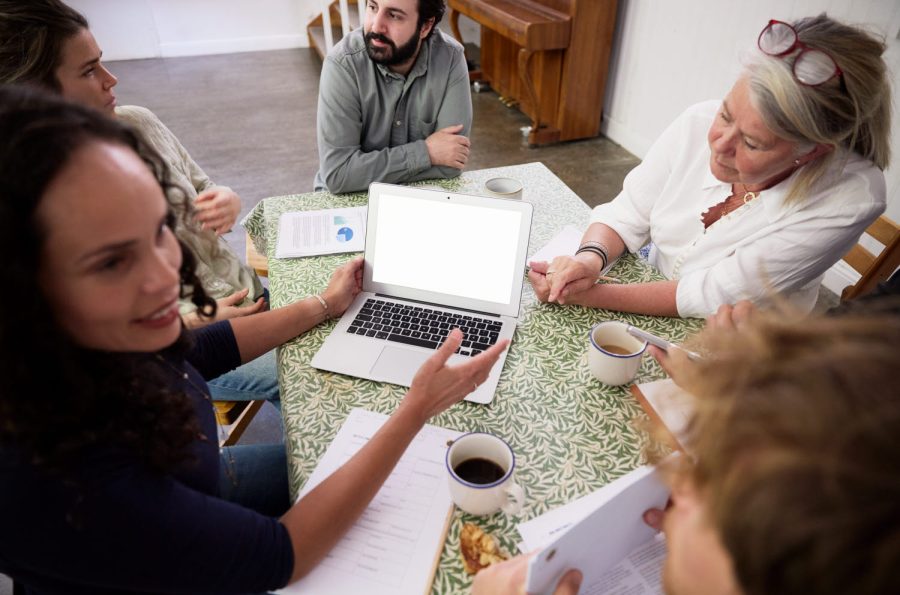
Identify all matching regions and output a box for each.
[371,193,523,306]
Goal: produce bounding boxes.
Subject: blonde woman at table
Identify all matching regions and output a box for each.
[0,0,281,405]
[0,86,508,594]
[530,15,890,318]
[473,312,900,595]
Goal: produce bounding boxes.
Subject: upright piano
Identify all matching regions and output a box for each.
[449,0,618,145]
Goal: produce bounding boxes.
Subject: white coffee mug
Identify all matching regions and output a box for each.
[588,321,647,386]
[484,177,523,200]
[446,432,525,516]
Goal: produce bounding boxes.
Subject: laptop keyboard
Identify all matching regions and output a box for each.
[346,298,502,356]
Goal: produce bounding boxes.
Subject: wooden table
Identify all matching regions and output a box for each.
[243,163,701,593]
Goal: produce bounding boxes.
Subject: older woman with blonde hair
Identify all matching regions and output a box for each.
[532,15,891,318]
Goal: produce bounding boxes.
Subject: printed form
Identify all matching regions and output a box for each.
[275,206,366,258]
[277,409,461,595]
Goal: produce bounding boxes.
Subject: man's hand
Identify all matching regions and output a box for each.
[425,124,470,169]
[195,186,241,235]
[706,300,756,331]
[471,553,583,595]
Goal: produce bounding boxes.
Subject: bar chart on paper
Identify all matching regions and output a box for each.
[277,409,461,595]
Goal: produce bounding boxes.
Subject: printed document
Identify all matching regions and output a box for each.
[520,465,670,595]
[277,408,461,595]
[275,206,366,258]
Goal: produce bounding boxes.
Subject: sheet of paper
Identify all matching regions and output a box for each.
[518,471,648,552]
[277,408,461,595]
[275,206,366,258]
[580,535,666,595]
[528,224,618,275]
[523,465,669,595]
[635,378,695,449]
[529,225,582,264]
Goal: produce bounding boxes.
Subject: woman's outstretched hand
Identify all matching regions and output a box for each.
[401,329,509,422]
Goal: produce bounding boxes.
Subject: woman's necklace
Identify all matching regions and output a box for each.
[154,353,212,404]
[153,353,217,447]
[701,183,759,229]
[153,353,239,482]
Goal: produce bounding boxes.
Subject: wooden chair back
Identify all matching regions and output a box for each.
[245,232,269,277]
[841,215,900,301]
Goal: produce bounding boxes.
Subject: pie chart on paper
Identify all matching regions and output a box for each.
[336,227,354,243]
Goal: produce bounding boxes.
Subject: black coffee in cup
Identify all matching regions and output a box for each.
[453,457,506,484]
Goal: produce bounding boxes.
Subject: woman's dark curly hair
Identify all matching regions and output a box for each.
[0,84,217,474]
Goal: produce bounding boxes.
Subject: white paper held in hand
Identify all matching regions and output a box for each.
[523,463,671,595]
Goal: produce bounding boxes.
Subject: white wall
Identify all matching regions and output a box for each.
[602,0,900,221]
[68,0,323,59]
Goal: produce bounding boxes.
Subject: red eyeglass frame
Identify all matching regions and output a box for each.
[757,19,843,86]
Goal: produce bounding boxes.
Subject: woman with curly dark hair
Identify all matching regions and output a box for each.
[0,85,508,594]
[0,0,283,406]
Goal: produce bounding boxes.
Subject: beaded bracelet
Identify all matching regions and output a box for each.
[579,240,610,253]
[575,245,608,271]
[312,294,330,319]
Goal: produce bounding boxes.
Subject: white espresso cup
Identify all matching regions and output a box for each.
[484,177,523,200]
[446,432,525,516]
[588,321,648,386]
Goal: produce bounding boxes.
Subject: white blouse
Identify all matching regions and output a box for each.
[591,101,885,317]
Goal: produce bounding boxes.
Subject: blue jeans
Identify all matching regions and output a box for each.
[219,444,291,517]
[208,349,281,405]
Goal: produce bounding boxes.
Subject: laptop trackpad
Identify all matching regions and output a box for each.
[370,346,431,385]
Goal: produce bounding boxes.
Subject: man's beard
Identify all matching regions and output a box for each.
[364,26,422,67]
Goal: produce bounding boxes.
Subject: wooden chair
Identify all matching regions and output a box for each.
[840,214,900,301]
[214,400,265,447]
[246,231,269,277]
[212,234,270,446]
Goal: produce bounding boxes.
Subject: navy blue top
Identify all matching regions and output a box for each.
[0,322,294,593]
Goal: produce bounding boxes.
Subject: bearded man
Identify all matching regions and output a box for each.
[314,0,472,194]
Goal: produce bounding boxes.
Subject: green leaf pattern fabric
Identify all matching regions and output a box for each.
[242,163,702,593]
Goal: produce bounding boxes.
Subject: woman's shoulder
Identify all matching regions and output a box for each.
[817,152,886,208]
[114,104,163,128]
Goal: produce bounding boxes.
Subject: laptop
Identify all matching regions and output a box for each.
[311,182,534,404]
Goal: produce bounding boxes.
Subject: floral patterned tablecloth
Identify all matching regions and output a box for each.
[242,162,702,594]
